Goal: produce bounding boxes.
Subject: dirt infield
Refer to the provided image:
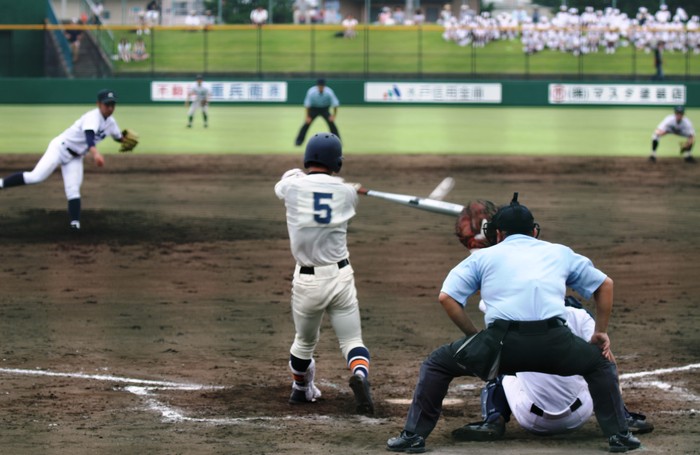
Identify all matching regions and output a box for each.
[0,154,698,455]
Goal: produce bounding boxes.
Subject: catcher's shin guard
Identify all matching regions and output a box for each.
[289,358,322,404]
[481,376,510,423]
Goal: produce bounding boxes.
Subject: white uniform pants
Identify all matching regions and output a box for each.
[187,101,209,117]
[290,263,365,361]
[503,375,594,435]
[24,138,84,200]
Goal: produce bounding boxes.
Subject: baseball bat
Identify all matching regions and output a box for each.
[358,187,464,216]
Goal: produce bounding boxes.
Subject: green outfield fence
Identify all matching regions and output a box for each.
[1,23,700,80]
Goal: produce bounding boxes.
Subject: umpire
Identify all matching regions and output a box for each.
[387,193,642,454]
[295,79,340,146]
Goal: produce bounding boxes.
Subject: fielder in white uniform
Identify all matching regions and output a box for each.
[274,133,374,415]
[0,89,124,230]
[649,105,696,163]
[452,297,654,440]
[186,75,210,128]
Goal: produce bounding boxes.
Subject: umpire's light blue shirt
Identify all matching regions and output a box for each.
[441,234,607,325]
[304,86,340,108]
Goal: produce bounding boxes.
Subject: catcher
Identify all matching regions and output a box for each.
[649,105,695,163]
[0,89,138,230]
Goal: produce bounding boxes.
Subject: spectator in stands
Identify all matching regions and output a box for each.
[185,10,201,28]
[131,38,149,61]
[118,38,131,62]
[145,1,160,27]
[653,41,664,80]
[342,14,358,39]
[65,18,83,63]
[412,8,425,25]
[250,6,269,27]
[392,7,405,25]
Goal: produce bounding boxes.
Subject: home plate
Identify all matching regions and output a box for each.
[386,398,464,406]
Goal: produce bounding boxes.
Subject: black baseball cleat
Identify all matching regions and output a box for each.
[451,418,506,441]
[684,155,696,164]
[648,155,656,163]
[349,374,374,415]
[608,431,641,453]
[386,431,425,453]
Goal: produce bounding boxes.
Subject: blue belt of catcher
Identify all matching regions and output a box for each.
[300,259,349,275]
[530,398,582,418]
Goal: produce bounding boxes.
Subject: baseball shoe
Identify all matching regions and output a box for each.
[648,155,656,163]
[186,123,192,128]
[70,220,81,231]
[349,374,374,415]
[608,431,641,453]
[204,123,208,128]
[451,417,506,441]
[386,431,425,453]
[295,139,303,146]
[626,413,654,435]
[288,383,321,405]
[684,155,696,164]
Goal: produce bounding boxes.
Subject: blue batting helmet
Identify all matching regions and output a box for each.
[304,133,343,173]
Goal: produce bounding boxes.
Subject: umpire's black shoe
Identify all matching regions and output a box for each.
[349,374,374,415]
[386,431,425,453]
[608,431,641,453]
[627,413,654,434]
[685,155,697,164]
[451,417,506,441]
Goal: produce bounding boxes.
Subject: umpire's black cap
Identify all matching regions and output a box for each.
[674,105,685,114]
[489,192,537,236]
[97,89,117,104]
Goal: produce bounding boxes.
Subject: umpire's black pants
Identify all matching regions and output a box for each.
[295,107,340,145]
[403,319,628,439]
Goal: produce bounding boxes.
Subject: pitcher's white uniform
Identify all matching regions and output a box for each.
[274,169,365,362]
[502,306,595,434]
[21,108,121,199]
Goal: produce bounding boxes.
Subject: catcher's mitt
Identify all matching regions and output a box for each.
[119,129,139,152]
[455,200,497,251]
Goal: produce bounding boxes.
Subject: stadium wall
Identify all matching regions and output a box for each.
[1,79,698,107]
[0,2,46,77]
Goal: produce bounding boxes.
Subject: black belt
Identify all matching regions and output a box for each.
[300,259,349,275]
[63,143,80,157]
[504,317,567,333]
[530,398,582,417]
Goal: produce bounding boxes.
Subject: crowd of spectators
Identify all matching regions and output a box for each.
[441,4,700,56]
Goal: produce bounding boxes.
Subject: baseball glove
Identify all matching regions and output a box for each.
[119,129,139,152]
[455,200,498,251]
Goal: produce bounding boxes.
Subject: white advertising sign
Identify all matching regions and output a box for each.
[365,83,502,103]
[151,81,288,102]
[548,84,686,105]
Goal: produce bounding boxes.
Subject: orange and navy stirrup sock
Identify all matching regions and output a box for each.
[347,346,370,378]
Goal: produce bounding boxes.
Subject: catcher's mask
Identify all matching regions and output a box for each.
[304,133,343,173]
[483,192,540,243]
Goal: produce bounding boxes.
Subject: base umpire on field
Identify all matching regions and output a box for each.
[295,79,340,146]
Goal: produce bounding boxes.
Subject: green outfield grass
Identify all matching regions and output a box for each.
[0,105,688,157]
[111,27,698,76]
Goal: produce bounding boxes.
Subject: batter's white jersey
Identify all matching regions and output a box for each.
[59,108,122,160]
[274,169,357,267]
[275,168,365,362]
[502,306,595,434]
[657,114,695,137]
